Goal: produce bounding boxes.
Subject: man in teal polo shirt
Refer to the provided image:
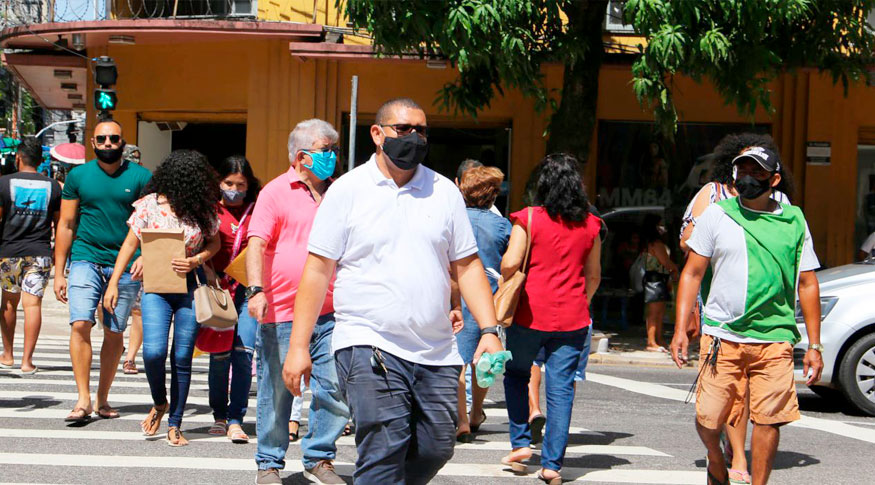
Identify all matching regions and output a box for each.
[671,146,824,485]
[54,119,152,422]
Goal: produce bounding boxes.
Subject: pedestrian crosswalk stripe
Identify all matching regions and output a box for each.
[0,390,257,409]
[0,408,250,423]
[0,369,212,382]
[0,427,667,456]
[0,453,704,483]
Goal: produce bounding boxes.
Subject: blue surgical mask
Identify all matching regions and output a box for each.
[301,149,337,181]
[222,189,246,204]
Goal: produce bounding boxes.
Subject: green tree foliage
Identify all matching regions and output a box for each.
[629,0,875,133]
[342,0,875,161]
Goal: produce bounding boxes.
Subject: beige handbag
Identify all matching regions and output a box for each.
[194,265,238,329]
[493,207,532,327]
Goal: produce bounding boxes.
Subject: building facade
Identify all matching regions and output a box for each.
[2,0,875,268]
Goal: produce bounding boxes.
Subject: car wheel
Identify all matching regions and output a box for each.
[837,332,875,416]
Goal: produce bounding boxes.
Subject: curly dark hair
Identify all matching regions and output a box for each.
[143,149,220,235]
[533,153,590,222]
[711,132,795,201]
[216,155,261,204]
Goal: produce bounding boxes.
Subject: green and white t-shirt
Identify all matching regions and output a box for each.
[687,198,819,344]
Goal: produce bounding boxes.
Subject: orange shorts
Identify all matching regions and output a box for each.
[696,334,800,429]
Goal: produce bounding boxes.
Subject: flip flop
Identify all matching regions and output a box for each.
[470,410,487,432]
[19,367,38,375]
[342,422,355,436]
[0,361,13,369]
[536,470,562,485]
[728,469,751,484]
[96,405,120,419]
[456,432,474,443]
[64,407,92,423]
[501,453,530,474]
[167,427,189,447]
[142,404,168,436]
[529,414,546,445]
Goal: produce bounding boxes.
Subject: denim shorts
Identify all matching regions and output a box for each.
[67,261,141,333]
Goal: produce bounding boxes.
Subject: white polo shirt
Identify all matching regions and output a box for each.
[308,155,478,366]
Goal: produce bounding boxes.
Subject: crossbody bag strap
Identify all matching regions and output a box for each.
[521,207,533,273]
[230,203,255,260]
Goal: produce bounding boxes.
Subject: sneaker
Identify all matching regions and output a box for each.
[303,460,345,484]
[255,468,281,485]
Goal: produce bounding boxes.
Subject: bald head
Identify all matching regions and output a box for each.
[375,97,424,125]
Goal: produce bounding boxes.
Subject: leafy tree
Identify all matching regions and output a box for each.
[342,0,875,165]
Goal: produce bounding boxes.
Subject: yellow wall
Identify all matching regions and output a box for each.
[80,37,875,267]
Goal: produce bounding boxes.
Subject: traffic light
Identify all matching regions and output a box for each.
[94,89,117,111]
[93,56,118,115]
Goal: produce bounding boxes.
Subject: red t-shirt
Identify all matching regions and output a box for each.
[212,202,253,273]
[510,206,601,332]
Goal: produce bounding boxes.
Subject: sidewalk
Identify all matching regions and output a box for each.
[590,326,700,368]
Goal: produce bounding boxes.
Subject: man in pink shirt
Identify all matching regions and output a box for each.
[246,119,348,485]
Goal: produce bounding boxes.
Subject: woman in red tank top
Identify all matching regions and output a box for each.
[498,154,602,484]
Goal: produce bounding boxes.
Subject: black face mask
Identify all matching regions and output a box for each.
[735,174,772,200]
[382,132,428,171]
[95,145,125,164]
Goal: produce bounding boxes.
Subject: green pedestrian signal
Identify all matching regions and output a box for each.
[94,88,117,111]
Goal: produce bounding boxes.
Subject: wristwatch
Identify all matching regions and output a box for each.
[808,343,824,353]
[245,286,263,300]
[480,326,500,337]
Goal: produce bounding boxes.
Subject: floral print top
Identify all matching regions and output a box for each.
[127,193,218,257]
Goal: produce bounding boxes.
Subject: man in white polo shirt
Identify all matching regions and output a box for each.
[283,97,504,484]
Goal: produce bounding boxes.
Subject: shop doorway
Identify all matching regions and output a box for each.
[137,121,246,172]
[341,118,512,214]
[855,144,875,259]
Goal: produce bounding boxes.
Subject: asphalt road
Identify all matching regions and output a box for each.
[2,330,873,484]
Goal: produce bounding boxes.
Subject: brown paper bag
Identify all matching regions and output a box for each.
[141,228,187,294]
[223,246,249,287]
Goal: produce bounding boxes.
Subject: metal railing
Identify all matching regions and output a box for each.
[0,0,255,27]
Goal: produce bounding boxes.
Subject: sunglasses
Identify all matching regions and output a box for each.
[380,123,429,138]
[95,134,121,144]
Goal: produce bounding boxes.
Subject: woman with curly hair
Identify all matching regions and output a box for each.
[499,153,602,484]
[104,149,220,446]
[206,155,261,443]
[677,133,794,485]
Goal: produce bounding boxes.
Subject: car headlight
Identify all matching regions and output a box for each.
[795,296,838,323]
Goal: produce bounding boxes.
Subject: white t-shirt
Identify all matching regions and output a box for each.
[687,202,819,343]
[861,232,875,257]
[308,155,478,366]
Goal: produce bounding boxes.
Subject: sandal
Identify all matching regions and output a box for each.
[469,410,487,433]
[227,424,249,444]
[288,420,301,442]
[728,469,751,485]
[208,420,228,436]
[456,431,474,443]
[95,405,120,419]
[123,360,139,375]
[342,422,355,436]
[142,403,169,436]
[529,414,546,445]
[64,407,93,423]
[537,469,562,485]
[167,427,189,447]
[501,448,532,474]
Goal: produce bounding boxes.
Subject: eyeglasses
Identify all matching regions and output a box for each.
[95,134,121,144]
[380,123,429,138]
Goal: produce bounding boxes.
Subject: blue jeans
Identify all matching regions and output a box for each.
[67,261,140,332]
[255,315,348,470]
[335,346,460,485]
[504,325,588,471]
[208,286,257,425]
[140,277,199,429]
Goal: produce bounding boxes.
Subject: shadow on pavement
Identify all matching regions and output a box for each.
[797,391,870,417]
[694,450,819,470]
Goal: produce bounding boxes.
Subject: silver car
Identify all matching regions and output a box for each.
[794,261,875,415]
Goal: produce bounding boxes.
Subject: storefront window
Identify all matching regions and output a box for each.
[594,120,770,328]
